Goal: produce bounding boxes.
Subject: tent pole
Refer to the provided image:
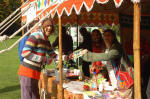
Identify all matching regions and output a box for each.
[58,17,64,99]
[77,15,79,47]
[76,15,79,68]
[133,3,141,99]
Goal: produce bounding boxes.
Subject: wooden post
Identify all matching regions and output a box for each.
[21,0,24,2]
[58,17,64,99]
[77,15,79,47]
[21,0,24,36]
[21,23,25,35]
[76,15,79,68]
[133,3,141,99]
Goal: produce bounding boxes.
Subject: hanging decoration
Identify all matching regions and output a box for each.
[52,11,119,26]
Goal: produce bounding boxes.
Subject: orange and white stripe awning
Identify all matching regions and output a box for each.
[21,0,125,24]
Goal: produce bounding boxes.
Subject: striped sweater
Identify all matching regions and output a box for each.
[18,32,55,80]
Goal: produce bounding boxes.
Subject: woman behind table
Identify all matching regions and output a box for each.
[82,29,125,82]
[90,29,105,75]
[18,18,56,99]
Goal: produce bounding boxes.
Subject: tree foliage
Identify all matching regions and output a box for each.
[0,0,21,35]
[0,0,21,22]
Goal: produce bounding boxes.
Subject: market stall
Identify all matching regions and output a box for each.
[19,0,150,99]
[0,0,149,98]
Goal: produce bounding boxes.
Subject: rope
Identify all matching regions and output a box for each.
[0,0,29,28]
[0,0,66,54]
[8,0,59,39]
[0,13,22,35]
[0,2,31,35]
[0,11,22,30]
[3,41,8,49]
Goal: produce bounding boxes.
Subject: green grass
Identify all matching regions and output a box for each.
[0,36,21,99]
[0,35,57,99]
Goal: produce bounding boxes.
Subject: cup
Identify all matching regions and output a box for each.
[63,68,67,77]
[76,69,80,75]
[74,69,77,75]
[99,84,103,92]
[55,68,68,81]
[55,70,59,81]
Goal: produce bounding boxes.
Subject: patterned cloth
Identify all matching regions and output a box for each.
[18,31,55,80]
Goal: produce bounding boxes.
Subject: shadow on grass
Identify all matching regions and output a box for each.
[0,84,20,93]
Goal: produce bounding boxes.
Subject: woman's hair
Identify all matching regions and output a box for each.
[79,27,87,33]
[62,26,67,34]
[92,29,103,43]
[41,17,54,33]
[104,29,119,43]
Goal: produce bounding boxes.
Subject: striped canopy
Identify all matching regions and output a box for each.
[21,0,140,25]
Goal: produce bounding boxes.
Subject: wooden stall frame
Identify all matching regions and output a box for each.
[58,17,64,99]
[133,2,141,99]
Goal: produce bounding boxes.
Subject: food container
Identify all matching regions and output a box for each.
[55,68,68,81]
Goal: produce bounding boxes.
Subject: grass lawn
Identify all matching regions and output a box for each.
[0,35,57,99]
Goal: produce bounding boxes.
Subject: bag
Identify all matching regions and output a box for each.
[116,70,134,89]
[116,50,134,90]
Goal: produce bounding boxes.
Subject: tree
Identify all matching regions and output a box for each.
[0,0,21,21]
[0,0,21,35]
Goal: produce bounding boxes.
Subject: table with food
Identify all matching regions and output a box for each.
[39,67,133,99]
[39,49,134,99]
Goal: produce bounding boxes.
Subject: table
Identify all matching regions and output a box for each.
[39,73,58,99]
[39,72,133,99]
[39,72,83,99]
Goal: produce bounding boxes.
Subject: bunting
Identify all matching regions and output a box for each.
[36,0,61,12]
[38,0,41,9]
[42,0,44,7]
[44,0,47,6]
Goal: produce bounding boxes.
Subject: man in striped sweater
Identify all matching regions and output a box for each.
[18,18,56,99]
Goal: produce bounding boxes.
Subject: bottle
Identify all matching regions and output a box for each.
[79,71,82,81]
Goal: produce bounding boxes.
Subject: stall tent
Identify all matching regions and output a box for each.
[21,0,150,99]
